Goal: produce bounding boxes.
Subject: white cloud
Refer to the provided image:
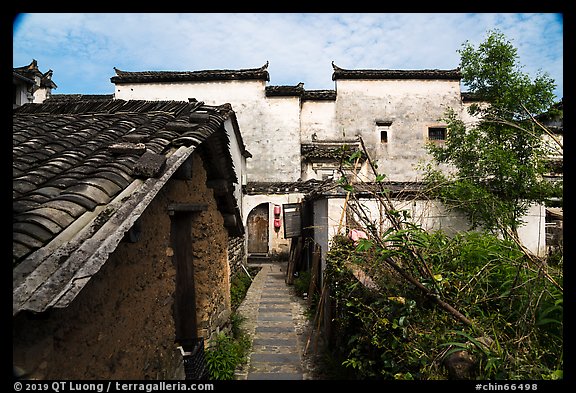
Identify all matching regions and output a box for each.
[13,12,563,99]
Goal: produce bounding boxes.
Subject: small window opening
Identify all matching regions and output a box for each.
[428,127,447,141]
[380,130,388,143]
[376,120,392,144]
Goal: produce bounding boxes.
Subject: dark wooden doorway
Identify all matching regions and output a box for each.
[170,211,198,343]
[247,203,269,255]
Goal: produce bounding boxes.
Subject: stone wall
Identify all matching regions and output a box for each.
[228,234,246,277]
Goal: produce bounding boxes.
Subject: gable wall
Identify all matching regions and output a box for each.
[334,79,462,181]
[115,80,301,183]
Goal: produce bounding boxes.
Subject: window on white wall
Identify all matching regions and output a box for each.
[428,127,447,141]
[376,120,392,144]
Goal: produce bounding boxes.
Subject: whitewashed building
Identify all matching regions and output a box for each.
[110,62,548,260]
[13,60,57,108]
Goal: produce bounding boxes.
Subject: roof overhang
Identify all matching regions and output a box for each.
[13,145,196,316]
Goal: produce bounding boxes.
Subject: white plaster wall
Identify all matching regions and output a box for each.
[517,203,547,256]
[460,101,484,128]
[322,197,546,257]
[115,80,301,183]
[301,100,337,142]
[313,198,329,279]
[257,96,302,182]
[114,80,264,103]
[334,79,462,182]
[114,77,548,257]
[15,86,29,106]
[33,87,51,103]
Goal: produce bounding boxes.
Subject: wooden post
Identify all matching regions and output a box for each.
[308,244,321,307]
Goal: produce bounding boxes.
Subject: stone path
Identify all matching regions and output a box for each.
[235,262,319,380]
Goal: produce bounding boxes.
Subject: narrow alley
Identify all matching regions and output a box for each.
[235,262,322,380]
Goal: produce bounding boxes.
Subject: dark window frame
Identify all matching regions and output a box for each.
[428,127,447,141]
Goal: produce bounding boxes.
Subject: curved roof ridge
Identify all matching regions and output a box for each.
[111,62,270,83]
[331,61,461,81]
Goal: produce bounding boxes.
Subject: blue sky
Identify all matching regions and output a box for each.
[13,13,563,100]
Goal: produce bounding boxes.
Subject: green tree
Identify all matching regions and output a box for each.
[425,29,562,240]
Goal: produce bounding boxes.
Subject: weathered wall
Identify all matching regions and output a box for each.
[258,96,302,181]
[113,76,471,183]
[334,79,462,182]
[13,83,31,107]
[223,117,247,217]
[317,196,547,257]
[33,87,51,103]
[12,153,231,379]
[113,75,549,260]
[301,99,337,142]
[114,80,302,183]
[168,154,232,343]
[312,198,329,280]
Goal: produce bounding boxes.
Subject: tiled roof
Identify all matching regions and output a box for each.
[13,59,58,89]
[48,94,115,102]
[302,90,336,101]
[461,92,484,102]
[331,62,461,81]
[265,84,337,101]
[265,83,304,97]
[244,180,326,195]
[244,180,424,198]
[301,141,363,161]
[111,62,270,84]
[13,98,242,315]
[304,180,426,200]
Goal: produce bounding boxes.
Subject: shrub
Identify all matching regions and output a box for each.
[205,329,250,380]
[323,230,563,380]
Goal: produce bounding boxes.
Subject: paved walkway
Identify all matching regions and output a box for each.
[235,262,319,380]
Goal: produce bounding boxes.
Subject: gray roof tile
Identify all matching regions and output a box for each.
[13,98,245,314]
[93,171,131,189]
[13,222,53,243]
[43,200,88,218]
[66,183,111,205]
[56,193,99,211]
[27,207,76,229]
[80,178,124,198]
[34,187,62,198]
[13,199,42,214]
[13,232,45,250]
[17,214,64,234]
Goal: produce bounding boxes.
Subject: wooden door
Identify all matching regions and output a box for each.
[170,212,197,342]
[247,203,269,255]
